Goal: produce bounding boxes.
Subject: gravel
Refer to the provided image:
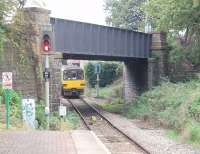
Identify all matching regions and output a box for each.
[83,96,200,154]
[68,98,146,154]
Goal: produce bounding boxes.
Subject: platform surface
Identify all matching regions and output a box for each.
[0,130,110,154]
[71,130,110,154]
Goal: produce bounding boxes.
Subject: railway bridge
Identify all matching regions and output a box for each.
[4,7,168,111]
[50,17,154,104]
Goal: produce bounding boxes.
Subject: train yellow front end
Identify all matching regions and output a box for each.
[61,66,85,97]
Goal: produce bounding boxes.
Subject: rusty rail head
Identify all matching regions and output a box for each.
[80,97,151,154]
[67,99,91,130]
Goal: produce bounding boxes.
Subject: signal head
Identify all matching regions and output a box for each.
[42,34,51,52]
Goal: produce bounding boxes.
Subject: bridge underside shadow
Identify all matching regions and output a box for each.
[62,53,148,103]
[123,59,148,102]
[63,53,147,61]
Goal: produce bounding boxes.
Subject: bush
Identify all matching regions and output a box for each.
[125,81,197,129]
[188,97,200,122]
[35,101,47,129]
[10,90,22,119]
[100,98,124,114]
[49,112,60,130]
[125,96,149,118]
[84,62,96,87]
[0,87,22,127]
[125,80,200,146]
[187,122,200,145]
[48,111,80,130]
[35,103,80,130]
[65,111,80,129]
[85,62,123,87]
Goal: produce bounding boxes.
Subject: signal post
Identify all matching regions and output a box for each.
[95,63,101,97]
[42,32,52,128]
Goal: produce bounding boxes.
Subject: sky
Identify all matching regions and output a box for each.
[25,0,107,25]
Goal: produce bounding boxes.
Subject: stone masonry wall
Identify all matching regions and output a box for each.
[123,59,148,103]
[23,7,52,100]
[4,7,61,111]
[0,41,38,99]
[147,32,169,90]
[24,7,63,111]
[147,58,160,89]
[48,53,62,111]
[123,32,169,103]
[151,32,169,78]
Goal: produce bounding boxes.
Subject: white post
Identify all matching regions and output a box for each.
[45,54,50,129]
[144,0,152,33]
[96,73,99,97]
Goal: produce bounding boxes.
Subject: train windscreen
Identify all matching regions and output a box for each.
[63,69,84,80]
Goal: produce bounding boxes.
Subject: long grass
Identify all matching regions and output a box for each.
[85,78,123,98]
[125,80,200,147]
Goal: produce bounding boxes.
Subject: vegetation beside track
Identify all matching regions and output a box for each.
[35,101,80,130]
[126,80,200,146]
[85,78,125,113]
[0,87,23,129]
[84,62,123,88]
[0,86,80,130]
[94,79,200,147]
[85,78,123,98]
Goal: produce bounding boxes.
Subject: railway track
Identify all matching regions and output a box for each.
[67,98,151,154]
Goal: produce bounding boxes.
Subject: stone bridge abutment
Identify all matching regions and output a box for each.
[123,32,168,102]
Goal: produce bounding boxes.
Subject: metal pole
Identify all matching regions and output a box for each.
[144,0,152,33]
[5,89,10,129]
[96,73,99,97]
[45,55,50,129]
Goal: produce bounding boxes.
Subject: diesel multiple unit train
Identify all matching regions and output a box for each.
[61,65,85,97]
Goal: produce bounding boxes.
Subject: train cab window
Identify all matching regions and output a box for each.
[63,69,84,80]
[77,70,84,80]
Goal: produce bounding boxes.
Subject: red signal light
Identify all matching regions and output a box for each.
[43,40,50,52]
[42,34,51,53]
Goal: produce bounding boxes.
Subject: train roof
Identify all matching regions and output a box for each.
[61,65,83,70]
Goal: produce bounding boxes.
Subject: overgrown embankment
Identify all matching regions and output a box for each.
[84,61,124,112]
[125,80,200,146]
[99,79,200,147]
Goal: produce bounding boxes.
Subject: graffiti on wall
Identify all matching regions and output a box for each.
[22,99,35,128]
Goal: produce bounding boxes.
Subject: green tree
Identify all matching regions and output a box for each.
[104,0,200,65]
[144,0,200,65]
[0,0,41,61]
[0,0,18,55]
[0,0,42,50]
[85,62,96,87]
[85,62,122,87]
[144,0,197,37]
[104,0,145,30]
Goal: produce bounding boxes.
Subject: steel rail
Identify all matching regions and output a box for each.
[67,97,151,154]
[80,97,151,154]
[67,99,91,130]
